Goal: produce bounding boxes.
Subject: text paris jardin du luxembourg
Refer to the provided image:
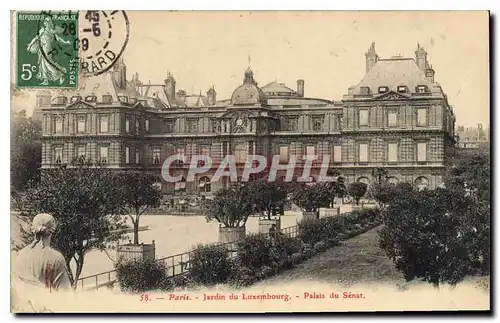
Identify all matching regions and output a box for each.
[140,292,366,303]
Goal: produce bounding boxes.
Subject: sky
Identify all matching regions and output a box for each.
[12,11,490,127]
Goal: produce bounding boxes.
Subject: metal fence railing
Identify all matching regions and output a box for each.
[76,223,302,291]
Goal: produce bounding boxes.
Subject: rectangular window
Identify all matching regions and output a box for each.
[248,140,254,155]
[359,143,368,162]
[312,116,323,131]
[125,118,130,133]
[279,146,289,163]
[288,117,298,131]
[135,149,140,164]
[417,108,427,126]
[99,146,108,163]
[211,119,220,132]
[222,142,228,157]
[77,146,85,159]
[166,119,175,133]
[359,110,369,126]
[200,146,210,156]
[417,142,427,162]
[77,116,86,133]
[187,119,198,133]
[54,147,63,164]
[153,148,161,164]
[304,145,315,160]
[100,115,109,133]
[175,147,185,165]
[388,112,397,127]
[388,143,398,162]
[135,119,140,133]
[145,119,150,132]
[125,147,130,164]
[55,118,63,133]
[235,144,248,163]
[333,145,342,162]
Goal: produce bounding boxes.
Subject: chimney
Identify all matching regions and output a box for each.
[113,57,127,89]
[425,64,435,84]
[207,86,216,106]
[164,72,176,102]
[365,42,379,73]
[415,43,428,72]
[297,79,304,97]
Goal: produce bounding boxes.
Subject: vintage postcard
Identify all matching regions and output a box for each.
[10,10,490,313]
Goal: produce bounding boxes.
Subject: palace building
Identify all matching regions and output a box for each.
[38,42,456,194]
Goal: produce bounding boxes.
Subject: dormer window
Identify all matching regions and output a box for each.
[378,86,389,94]
[360,87,371,95]
[416,85,428,93]
[102,95,113,103]
[55,96,67,105]
[85,95,97,102]
[118,96,128,103]
[397,86,408,93]
[70,96,82,103]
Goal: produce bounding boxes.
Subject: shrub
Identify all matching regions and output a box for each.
[188,244,233,286]
[116,257,168,292]
[236,233,302,271]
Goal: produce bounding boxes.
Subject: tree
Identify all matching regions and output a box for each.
[379,187,480,287]
[370,182,394,210]
[11,110,42,192]
[371,167,388,185]
[248,179,288,220]
[290,183,330,218]
[118,172,162,245]
[202,182,254,228]
[347,182,368,205]
[323,168,347,208]
[13,159,127,287]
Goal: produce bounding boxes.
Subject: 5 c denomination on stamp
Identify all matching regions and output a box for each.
[16,11,79,88]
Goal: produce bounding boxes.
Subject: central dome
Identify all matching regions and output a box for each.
[230,68,267,105]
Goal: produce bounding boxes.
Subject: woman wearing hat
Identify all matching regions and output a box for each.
[13,213,70,291]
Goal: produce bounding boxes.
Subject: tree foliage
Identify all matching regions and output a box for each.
[118,172,162,244]
[347,182,368,205]
[323,168,347,207]
[202,182,254,228]
[11,110,42,192]
[247,179,288,219]
[13,159,127,286]
[290,183,330,213]
[379,151,491,286]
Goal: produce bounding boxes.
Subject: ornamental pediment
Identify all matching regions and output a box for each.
[373,90,411,100]
[66,101,95,110]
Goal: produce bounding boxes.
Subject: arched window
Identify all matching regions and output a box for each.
[199,176,211,193]
[386,177,399,186]
[414,176,429,191]
[356,177,370,185]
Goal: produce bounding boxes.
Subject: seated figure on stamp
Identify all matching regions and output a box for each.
[27,17,71,85]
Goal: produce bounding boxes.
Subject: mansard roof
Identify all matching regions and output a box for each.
[349,57,443,97]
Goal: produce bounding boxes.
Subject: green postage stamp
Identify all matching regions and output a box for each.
[16,11,79,88]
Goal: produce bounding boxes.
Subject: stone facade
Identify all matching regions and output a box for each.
[40,43,456,194]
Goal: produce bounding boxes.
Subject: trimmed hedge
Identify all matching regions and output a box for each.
[116,257,170,292]
[115,209,382,291]
[188,244,234,285]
